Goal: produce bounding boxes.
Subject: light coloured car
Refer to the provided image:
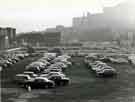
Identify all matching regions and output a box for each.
[90,61,117,77]
[110,57,128,64]
[25,65,41,73]
[15,74,32,85]
[23,71,38,78]
[0,66,3,71]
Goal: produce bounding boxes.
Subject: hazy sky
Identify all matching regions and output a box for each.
[0,0,127,33]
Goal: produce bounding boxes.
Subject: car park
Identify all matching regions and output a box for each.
[0,53,29,71]
[13,53,72,90]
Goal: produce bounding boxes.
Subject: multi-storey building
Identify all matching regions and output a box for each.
[0,27,16,50]
[71,1,135,42]
[16,31,61,47]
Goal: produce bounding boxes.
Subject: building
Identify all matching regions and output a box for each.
[0,27,16,50]
[44,32,61,46]
[45,2,135,43]
[46,25,78,43]
[16,32,44,46]
[71,1,135,42]
[114,30,135,47]
[16,31,61,47]
[6,27,16,45]
[73,1,135,30]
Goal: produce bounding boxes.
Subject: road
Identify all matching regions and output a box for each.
[1,56,135,102]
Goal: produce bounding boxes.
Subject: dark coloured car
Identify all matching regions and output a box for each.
[47,72,70,86]
[25,77,55,89]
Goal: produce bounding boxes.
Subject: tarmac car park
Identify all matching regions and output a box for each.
[14,53,71,90]
[2,52,135,102]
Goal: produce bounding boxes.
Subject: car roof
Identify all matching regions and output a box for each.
[23,71,34,74]
[16,74,30,77]
[35,77,49,81]
[49,72,61,74]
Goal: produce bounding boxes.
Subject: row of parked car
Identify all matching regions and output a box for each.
[84,55,117,77]
[128,54,135,65]
[0,53,29,71]
[15,53,72,91]
[85,53,130,64]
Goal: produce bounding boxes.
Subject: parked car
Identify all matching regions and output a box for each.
[110,57,129,64]
[23,71,38,78]
[44,67,62,73]
[128,54,135,64]
[47,72,70,86]
[16,54,25,59]
[95,65,117,77]
[90,61,117,77]
[25,77,55,89]
[14,74,31,85]
[99,56,111,63]
[0,60,8,68]
[0,66,3,71]
[25,65,41,73]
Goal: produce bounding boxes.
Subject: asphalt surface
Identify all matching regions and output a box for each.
[1,56,135,102]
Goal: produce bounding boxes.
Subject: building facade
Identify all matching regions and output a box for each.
[0,27,16,50]
[44,32,61,46]
[16,31,61,47]
[71,1,135,42]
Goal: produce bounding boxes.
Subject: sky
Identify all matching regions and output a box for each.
[0,0,127,33]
